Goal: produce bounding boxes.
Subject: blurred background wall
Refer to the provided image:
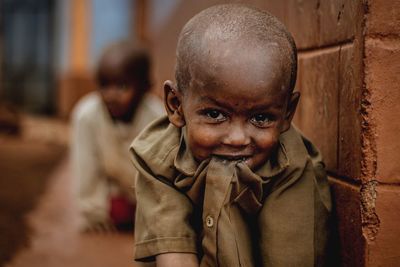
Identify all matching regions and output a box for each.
[0,0,136,116]
[0,1,399,266]
[1,0,56,114]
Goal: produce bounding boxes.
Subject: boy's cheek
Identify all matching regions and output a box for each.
[255,130,280,148]
[250,131,280,164]
[188,130,219,147]
[186,126,220,157]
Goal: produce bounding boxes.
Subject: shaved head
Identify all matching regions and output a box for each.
[175,4,297,94]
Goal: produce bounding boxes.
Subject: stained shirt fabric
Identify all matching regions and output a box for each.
[71,92,164,229]
[130,116,332,266]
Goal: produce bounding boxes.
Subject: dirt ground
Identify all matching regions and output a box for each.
[0,133,139,267]
[0,136,66,264]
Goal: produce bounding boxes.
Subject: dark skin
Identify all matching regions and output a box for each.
[98,83,139,121]
[161,40,300,266]
[97,46,146,122]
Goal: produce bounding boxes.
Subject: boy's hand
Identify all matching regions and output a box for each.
[156,253,199,267]
[80,217,117,234]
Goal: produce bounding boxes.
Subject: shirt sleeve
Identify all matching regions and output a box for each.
[71,109,109,229]
[134,170,198,262]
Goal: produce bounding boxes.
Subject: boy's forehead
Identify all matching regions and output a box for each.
[189,39,290,94]
[202,38,284,66]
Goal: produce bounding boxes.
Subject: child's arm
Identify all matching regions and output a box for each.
[133,171,198,262]
[156,253,199,267]
[71,107,110,231]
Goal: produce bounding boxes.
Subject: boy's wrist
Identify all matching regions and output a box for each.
[156,253,199,267]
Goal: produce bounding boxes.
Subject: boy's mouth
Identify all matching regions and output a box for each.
[213,154,251,162]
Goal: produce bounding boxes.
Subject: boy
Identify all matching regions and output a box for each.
[130,4,331,266]
[71,41,164,231]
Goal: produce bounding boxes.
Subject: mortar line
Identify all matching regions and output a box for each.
[297,39,354,54]
[366,33,400,41]
[327,172,400,184]
[337,44,342,174]
[327,171,361,187]
[328,173,400,188]
[375,183,400,188]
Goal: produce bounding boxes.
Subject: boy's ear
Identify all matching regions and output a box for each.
[164,80,185,128]
[281,91,300,132]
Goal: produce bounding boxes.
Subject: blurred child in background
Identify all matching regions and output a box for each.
[71,41,164,232]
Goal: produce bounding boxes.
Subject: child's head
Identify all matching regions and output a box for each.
[96,41,151,119]
[164,4,299,170]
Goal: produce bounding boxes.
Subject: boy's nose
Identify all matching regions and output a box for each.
[222,122,251,147]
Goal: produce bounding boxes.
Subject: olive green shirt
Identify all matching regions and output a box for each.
[130,116,331,266]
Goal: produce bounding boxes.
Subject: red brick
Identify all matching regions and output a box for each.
[366,0,400,37]
[285,0,319,49]
[337,43,362,180]
[263,1,287,24]
[283,0,363,49]
[318,0,364,46]
[329,177,365,267]
[365,38,400,184]
[367,185,400,267]
[294,47,339,172]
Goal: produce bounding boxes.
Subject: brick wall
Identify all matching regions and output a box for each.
[282,1,367,265]
[362,1,400,266]
[268,1,400,266]
[269,1,400,266]
[149,1,400,266]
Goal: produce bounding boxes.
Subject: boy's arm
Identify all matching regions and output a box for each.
[156,253,198,267]
[134,171,198,262]
[71,109,110,231]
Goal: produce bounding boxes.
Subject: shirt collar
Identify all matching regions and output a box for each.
[174,128,199,176]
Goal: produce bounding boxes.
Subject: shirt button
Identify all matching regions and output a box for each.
[206,215,214,228]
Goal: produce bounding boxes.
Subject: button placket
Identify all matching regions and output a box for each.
[201,158,236,266]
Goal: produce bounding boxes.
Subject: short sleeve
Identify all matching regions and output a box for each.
[134,171,198,261]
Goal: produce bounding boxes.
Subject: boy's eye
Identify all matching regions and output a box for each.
[203,109,226,122]
[250,114,274,127]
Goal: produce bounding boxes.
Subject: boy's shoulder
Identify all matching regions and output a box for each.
[130,116,181,179]
[254,125,324,181]
[280,125,324,168]
[272,125,330,209]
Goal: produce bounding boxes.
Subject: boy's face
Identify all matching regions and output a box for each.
[165,43,299,170]
[99,83,138,119]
